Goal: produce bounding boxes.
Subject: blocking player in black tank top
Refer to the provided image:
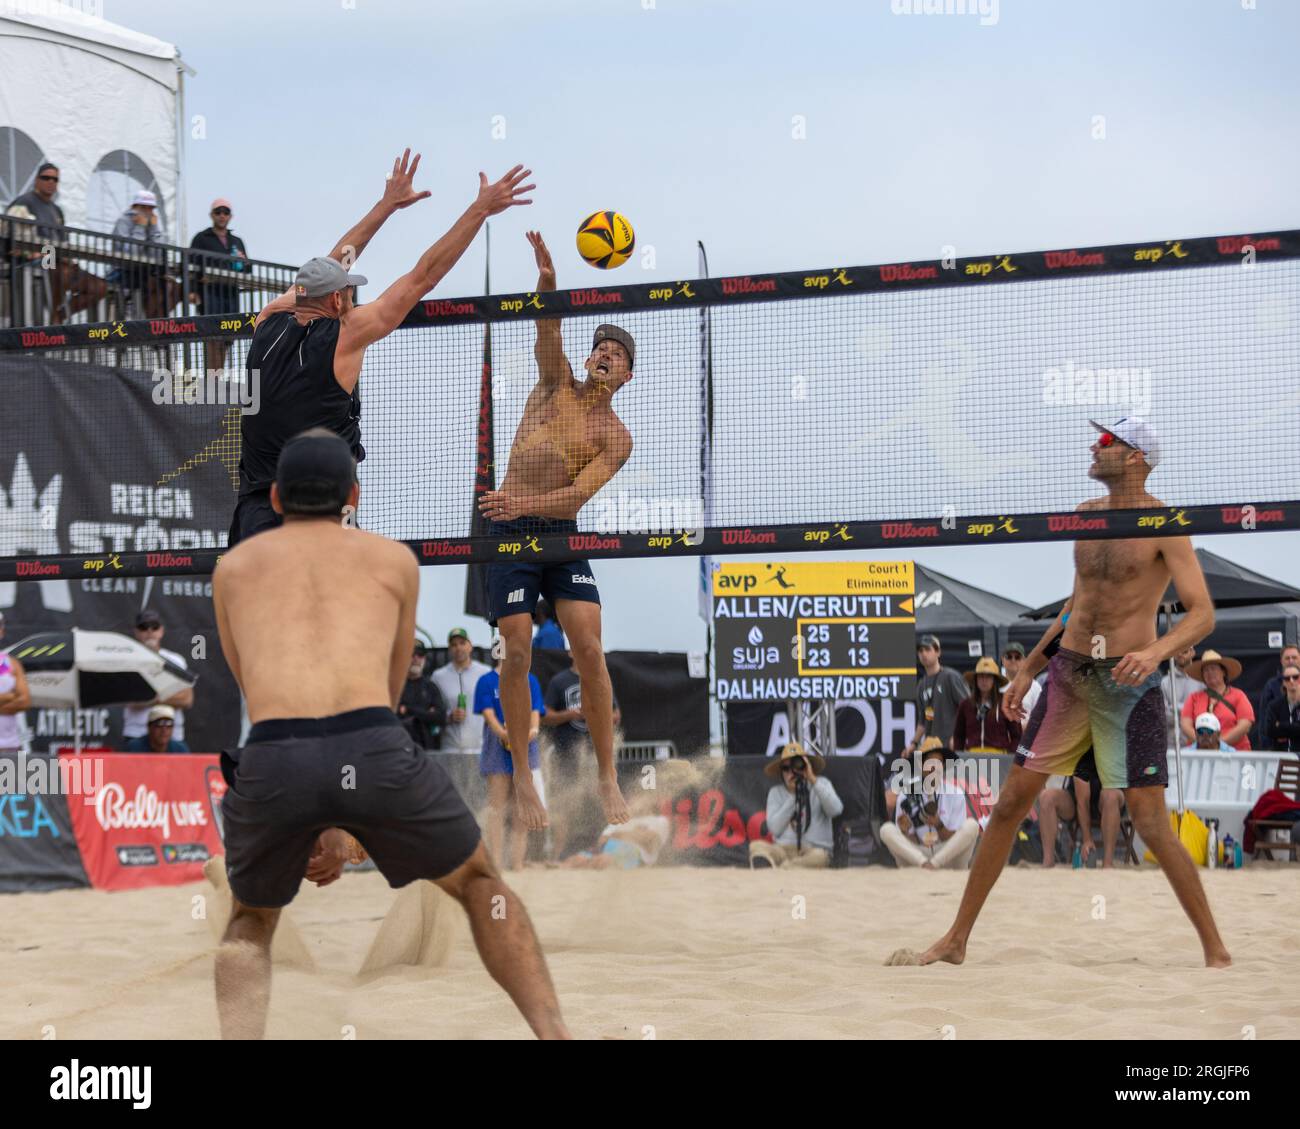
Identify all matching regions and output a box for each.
[227,150,536,545]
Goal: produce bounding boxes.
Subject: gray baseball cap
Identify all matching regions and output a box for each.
[592,324,635,368]
[294,256,367,299]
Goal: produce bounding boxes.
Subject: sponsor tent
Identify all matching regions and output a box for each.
[0,3,187,236]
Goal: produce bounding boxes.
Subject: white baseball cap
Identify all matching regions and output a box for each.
[1090,417,1160,467]
[1194,712,1220,732]
[132,190,158,207]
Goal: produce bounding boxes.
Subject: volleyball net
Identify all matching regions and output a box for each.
[1,227,1298,580]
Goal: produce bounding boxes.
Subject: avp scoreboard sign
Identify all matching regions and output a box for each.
[713,561,916,702]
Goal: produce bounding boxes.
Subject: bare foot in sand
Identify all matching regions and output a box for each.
[1205,950,1232,969]
[917,933,966,966]
[921,861,937,871]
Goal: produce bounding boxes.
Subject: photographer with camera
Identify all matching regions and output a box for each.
[880,737,979,870]
[748,743,844,869]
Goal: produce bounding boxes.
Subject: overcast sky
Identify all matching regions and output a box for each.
[106,0,1300,652]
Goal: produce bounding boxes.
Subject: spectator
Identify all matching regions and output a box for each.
[124,705,191,753]
[1180,650,1253,750]
[906,634,969,754]
[748,742,843,869]
[532,599,565,649]
[431,627,490,753]
[1263,665,1300,752]
[953,657,1022,753]
[542,646,622,857]
[110,190,176,318]
[5,162,106,322]
[0,612,32,754]
[476,650,546,870]
[1001,642,1040,722]
[1163,644,1205,730]
[1184,712,1236,752]
[559,758,698,869]
[880,737,979,870]
[123,608,193,744]
[397,640,445,749]
[1257,644,1300,746]
[1037,748,1124,868]
[188,197,249,372]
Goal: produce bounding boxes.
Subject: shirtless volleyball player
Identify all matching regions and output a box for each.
[230,150,534,544]
[913,418,1231,968]
[213,429,568,1039]
[477,231,632,833]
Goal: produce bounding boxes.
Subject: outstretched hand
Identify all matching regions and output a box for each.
[527,230,556,290]
[478,166,535,216]
[382,148,432,211]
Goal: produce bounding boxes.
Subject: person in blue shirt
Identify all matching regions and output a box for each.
[531,599,566,650]
[123,706,192,753]
[476,656,546,870]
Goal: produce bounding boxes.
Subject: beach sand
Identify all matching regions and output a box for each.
[2,864,1297,1040]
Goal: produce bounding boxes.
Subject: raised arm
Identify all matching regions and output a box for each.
[333,167,535,385]
[255,148,432,327]
[527,231,574,393]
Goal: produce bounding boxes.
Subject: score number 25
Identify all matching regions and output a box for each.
[797,623,870,668]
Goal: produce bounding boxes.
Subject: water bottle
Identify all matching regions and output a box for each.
[457,691,467,713]
[1206,820,1217,870]
[1072,842,1082,869]
[1234,839,1243,870]
[1221,833,1234,870]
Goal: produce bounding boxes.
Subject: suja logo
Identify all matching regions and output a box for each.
[731,624,780,671]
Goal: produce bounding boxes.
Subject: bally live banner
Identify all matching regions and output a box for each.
[0,355,241,753]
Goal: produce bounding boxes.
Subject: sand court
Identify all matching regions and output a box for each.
[1,865,1297,1040]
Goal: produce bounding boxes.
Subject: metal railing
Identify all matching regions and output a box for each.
[0,214,296,330]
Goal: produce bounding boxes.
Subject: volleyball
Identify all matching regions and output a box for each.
[576,210,635,269]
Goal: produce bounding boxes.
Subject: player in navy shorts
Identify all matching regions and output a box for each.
[478,231,636,837]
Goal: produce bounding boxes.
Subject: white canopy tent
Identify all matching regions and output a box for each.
[0,1,192,240]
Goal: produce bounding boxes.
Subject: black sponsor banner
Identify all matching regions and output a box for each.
[3,501,1297,579]
[0,754,91,892]
[0,358,242,749]
[2,230,1296,350]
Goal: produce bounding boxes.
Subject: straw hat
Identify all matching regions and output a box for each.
[1185,649,1242,684]
[916,735,953,760]
[963,656,1008,690]
[763,741,826,779]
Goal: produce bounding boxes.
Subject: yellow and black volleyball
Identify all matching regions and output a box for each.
[576,210,635,269]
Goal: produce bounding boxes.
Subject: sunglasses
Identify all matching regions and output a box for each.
[212,208,231,215]
[1283,674,1300,683]
[149,720,174,727]
[37,174,59,182]
[781,760,806,773]
[1195,728,1217,736]
[137,622,162,631]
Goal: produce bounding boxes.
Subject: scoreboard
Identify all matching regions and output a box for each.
[712,561,917,702]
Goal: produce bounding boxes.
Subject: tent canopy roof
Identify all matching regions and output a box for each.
[2,1,179,61]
